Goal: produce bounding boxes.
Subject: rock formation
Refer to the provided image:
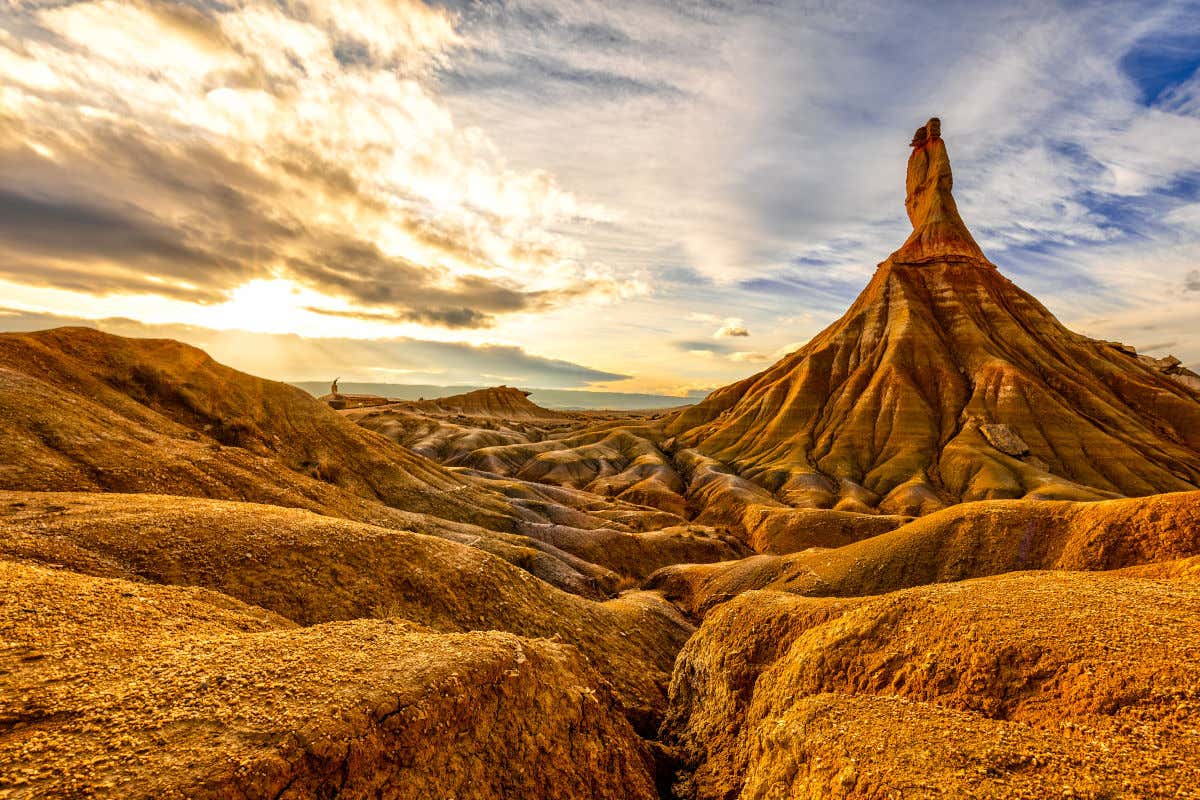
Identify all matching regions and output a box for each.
[3,118,1200,799]
[666,119,1200,516]
[662,572,1200,799]
[1106,342,1200,392]
[0,490,696,734]
[0,328,697,595]
[0,561,659,799]
[646,490,1200,616]
[893,116,987,263]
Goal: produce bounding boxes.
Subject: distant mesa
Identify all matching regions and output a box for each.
[319,376,390,410]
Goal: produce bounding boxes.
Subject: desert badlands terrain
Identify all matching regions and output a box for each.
[2,120,1199,798]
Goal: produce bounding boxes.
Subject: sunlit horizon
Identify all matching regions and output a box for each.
[2,0,1199,395]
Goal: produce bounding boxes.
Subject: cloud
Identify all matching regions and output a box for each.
[0,308,628,387]
[0,187,237,300]
[714,317,750,338]
[441,0,1200,362]
[671,338,770,364]
[2,0,1200,385]
[297,0,463,66]
[305,306,497,329]
[0,0,627,334]
[672,339,729,354]
[1186,270,1200,292]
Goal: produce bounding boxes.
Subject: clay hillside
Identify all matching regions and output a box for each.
[667,118,1200,516]
[2,118,1200,799]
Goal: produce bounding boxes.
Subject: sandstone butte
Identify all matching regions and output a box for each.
[1,118,1199,799]
[667,116,1200,517]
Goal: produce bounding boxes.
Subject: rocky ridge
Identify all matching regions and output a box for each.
[0,561,658,799]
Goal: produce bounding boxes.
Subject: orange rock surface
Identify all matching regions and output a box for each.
[0,561,658,799]
[646,490,1200,616]
[2,118,1199,799]
[668,121,1200,516]
[893,116,987,263]
[663,573,1200,799]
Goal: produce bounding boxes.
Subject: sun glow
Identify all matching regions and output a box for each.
[0,277,499,345]
[205,279,330,334]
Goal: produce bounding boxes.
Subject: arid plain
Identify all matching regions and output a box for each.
[2,121,1199,799]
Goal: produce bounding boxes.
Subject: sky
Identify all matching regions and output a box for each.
[1,0,1199,395]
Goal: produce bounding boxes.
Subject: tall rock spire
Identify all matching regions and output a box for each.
[666,118,1200,518]
[889,117,987,264]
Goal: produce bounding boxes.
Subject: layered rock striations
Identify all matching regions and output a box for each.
[668,120,1200,516]
[893,116,987,264]
[3,118,1200,800]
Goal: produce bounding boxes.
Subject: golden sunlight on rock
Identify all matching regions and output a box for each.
[2,2,1200,795]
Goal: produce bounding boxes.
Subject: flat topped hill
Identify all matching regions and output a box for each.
[667,120,1200,516]
[397,385,571,420]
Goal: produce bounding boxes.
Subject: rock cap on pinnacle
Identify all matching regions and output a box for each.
[889,117,988,265]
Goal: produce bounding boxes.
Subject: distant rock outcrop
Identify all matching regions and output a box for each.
[1104,341,1200,392]
[321,391,391,410]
